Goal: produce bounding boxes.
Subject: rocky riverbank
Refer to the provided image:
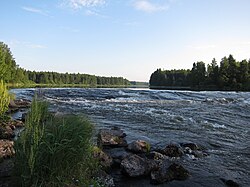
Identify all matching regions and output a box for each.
[94,127,240,187]
[0,99,30,187]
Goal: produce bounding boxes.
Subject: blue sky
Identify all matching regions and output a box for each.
[1,0,250,81]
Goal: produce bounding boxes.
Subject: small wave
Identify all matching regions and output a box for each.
[202,120,226,129]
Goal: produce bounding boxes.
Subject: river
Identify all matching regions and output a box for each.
[11,88,250,187]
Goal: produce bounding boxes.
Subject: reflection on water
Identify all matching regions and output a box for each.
[11,88,250,187]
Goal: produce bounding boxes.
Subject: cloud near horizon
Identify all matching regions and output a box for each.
[133,0,168,13]
[22,6,49,16]
[64,0,106,9]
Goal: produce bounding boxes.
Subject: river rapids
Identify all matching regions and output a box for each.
[11,88,250,187]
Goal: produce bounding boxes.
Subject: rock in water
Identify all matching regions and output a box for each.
[220,178,240,187]
[127,140,151,153]
[181,143,200,151]
[104,147,130,166]
[97,127,127,148]
[168,163,190,180]
[93,147,113,169]
[121,154,155,177]
[161,144,184,157]
[151,159,171,184]
[151,161,190,184]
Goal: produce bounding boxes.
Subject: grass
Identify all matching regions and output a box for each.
[0,80,10,117]
[14,96,100,187]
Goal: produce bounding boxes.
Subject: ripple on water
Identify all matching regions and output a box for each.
[10,88,250,187]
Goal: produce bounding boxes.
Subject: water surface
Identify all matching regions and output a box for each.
[12,88,250,186]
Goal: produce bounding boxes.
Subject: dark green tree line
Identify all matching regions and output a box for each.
[150,55,250,90]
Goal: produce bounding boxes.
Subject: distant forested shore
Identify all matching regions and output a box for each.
[150,55,250,91]
[0,42,130,88]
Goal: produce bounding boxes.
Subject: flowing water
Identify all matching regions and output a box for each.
[11,88,250,186]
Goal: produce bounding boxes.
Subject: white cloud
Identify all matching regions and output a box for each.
[85,9,108,18]
[133,0,168,13]
[64,0,106,9]
[22,6,49,16]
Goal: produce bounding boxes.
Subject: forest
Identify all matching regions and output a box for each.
[150,55,250,91]
[0,42,129,87]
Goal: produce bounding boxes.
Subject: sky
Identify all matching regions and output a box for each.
[1,0,250,82]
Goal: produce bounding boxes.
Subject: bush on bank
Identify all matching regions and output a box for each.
[14,97,99,187]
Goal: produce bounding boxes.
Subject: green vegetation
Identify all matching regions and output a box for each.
[0,41,129,87]
[14,97,99,187]
[0,80,10,119]
[130,81,149,88]
[150,55,250,91]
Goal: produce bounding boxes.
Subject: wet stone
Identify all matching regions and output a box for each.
[220,178,240,187]
[93,147,113,169]
[181,143,200,151]
[161,144,184,157]
[121,154,155,177]
[97,127,127,148]
[127,140,151,153]
[151,161,190,184]
[0,140,15,159]
[0,126,14,140]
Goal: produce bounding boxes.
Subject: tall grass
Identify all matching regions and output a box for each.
[0,79,10,118]
[14,96,49,186]
[15,97,99,187]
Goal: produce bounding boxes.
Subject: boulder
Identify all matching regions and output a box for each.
[147,151,166,165]
[151,161,190,184]
[151,159,170,184]
[121,154,156,177]
[0,126,14,140]
[181,143,200,151]
[103,147,130,166]
[8,100,18,109]
[168,163,190,180]
[97,127,127,148]
[181,143,208,158]
[220,178,240,187]
[93,147,113,169]
[0,140,15,159]
[127,140,151,153]
[13,99,31,108]
[10,120,24,128]
[161,144,184,157]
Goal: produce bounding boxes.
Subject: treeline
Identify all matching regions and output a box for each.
[150,55,250,91]
[0,42,129,86]
[27,71,129,86]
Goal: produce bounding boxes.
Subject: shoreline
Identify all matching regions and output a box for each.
[149,86,249,92]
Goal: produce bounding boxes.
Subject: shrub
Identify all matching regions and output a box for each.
[15,97,99,187]
[0,79,10,117]
[35,115,99,186]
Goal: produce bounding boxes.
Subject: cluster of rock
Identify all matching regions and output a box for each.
[8,99,31,113]
[94,127,208,186]
[0,99,30,160]
[0,99,30,186]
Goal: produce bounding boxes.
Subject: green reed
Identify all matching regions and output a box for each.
[15,97,99,187]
